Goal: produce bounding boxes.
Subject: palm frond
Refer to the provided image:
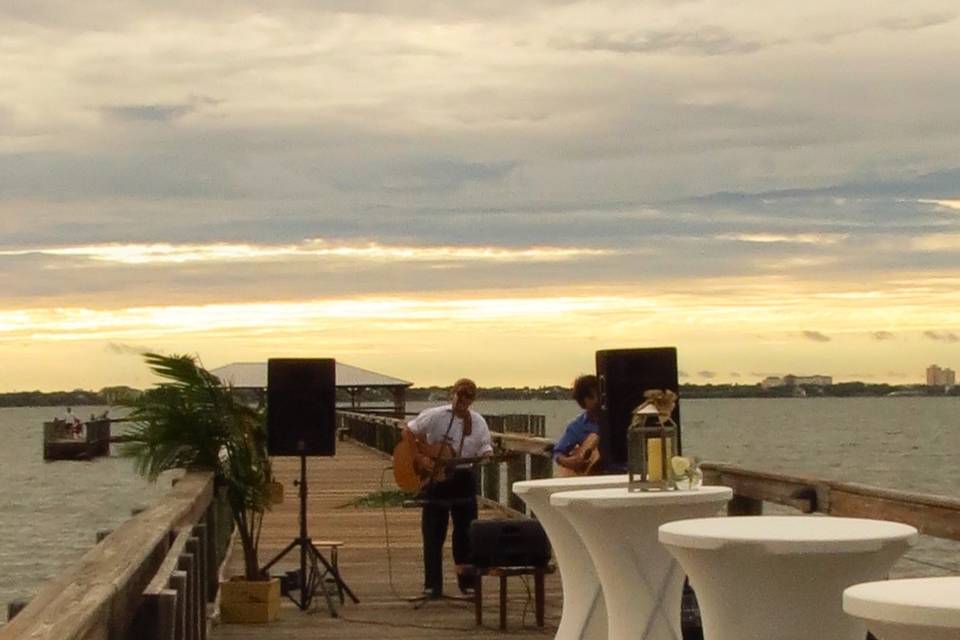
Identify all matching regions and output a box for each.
[121,352,272,579]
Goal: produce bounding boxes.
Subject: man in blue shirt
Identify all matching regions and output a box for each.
[554,375,603,474]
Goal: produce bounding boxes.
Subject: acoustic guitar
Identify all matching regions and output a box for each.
[392,439,515,492]
[555,432,601,477]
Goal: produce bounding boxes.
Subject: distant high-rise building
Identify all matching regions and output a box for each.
[927,365,956,386]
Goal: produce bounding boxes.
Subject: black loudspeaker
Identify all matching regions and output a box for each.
[469,520,551,568]
[596,347,681,470]
[267,358,336,456]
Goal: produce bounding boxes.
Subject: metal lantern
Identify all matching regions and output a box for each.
[627,400,680,492]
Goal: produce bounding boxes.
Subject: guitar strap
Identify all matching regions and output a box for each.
[442,408,468,458]
[442,408,456,445]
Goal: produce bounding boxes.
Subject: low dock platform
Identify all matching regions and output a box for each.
[42,418,112,460]
[212,440,561,639]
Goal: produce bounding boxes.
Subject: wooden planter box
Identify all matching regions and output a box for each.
[220,577,281,623]
[268,481,284,505]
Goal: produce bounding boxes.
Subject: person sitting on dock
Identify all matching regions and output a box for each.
[401,378,493,599]
[554,375,604,475]
[63,407,83,439]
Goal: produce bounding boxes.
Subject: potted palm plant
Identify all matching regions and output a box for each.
[123,353,280,623]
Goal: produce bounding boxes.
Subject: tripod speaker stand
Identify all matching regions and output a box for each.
[261,454,359,616]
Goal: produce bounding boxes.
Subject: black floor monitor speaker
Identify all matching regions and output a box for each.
[469,520,551,568]
[267,358,336,456]
[596,347,681,470]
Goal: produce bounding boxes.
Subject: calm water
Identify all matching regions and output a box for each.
[0,406,170,619]
[2,398,958,619]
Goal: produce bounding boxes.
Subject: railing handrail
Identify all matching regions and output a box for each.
[1,472,214,640]
[336,409,554,454]
[701,461,960,541]
[339,411,960,541]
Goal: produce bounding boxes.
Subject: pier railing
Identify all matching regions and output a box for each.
[339,411,960,547]
[1,472,233,640]
[337,410,554,514]
[701,462,960,541]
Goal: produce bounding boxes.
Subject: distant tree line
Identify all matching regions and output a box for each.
[407,386,572,401]
[0,386,142,408]
[1,382,956,408]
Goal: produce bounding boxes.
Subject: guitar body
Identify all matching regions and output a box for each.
[392,439,456,492]
[556,433,601,477]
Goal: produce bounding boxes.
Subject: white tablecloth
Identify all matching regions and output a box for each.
[513,475,630,640]
[844,577,960,640]
[551,486,732,640]
[659,516,918,640]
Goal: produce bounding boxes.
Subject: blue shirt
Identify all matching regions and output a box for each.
[553,411,600,463]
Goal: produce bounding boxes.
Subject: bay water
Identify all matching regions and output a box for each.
[2,397,958,620]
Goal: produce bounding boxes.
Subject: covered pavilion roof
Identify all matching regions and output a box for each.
[209,361,413,390]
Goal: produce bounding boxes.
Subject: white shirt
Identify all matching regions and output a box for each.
[407,405,493,459]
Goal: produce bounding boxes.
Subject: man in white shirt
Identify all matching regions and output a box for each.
[401,378,493,598]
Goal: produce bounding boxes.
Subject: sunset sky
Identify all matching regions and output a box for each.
[1,1,959,390]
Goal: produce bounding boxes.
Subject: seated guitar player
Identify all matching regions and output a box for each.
[401,378,493,599]
[554,375,604,475]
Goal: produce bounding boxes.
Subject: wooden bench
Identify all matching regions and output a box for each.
[471,565,555,630]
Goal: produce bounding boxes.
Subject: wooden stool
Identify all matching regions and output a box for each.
[472,565,555,630]
[314,540,345,604]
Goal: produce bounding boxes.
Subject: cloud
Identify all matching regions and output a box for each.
[0,240,617,265]
[802,331,832,342]
[871,331,895,341]
[729,372,741,378]
[105,105,193,123]
[102,96,219,123]
[877,13,957,32]
[697,370,717,379]
[334,160,519,192]
[555,26,768,56]
[923,330,959,343]
[678,370,689,378]
[918,199,960,212]
[105,342,158,356]
[718,233,847,245]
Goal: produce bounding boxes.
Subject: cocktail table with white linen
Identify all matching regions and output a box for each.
[659,516,918,640]
[513,475,630,640]
[844,576,960,640]
[551,486,732,640]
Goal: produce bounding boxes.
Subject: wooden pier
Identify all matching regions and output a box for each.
[6,409,960,640]
[211,440,561,640]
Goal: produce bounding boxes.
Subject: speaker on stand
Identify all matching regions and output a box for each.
[260,358,358,615]
[595,347,682,475]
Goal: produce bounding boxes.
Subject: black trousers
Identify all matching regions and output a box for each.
[420,469,478,594]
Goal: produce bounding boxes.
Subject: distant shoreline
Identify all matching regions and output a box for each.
[0,382,955,408]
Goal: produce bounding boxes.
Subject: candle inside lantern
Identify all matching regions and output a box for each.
[646,436,674,481]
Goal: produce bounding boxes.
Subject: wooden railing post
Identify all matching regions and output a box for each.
[530,454,552,481]
[483,463,501,503]
[7,599,28,621]
[177,550,197,640]
[129,590,178,640]
[728,495,763,516]
[506,456,527,513]
[170,571,187,640]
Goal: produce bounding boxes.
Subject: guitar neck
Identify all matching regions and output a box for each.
[447,453,513,466]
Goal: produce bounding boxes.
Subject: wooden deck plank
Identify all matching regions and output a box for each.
[211,441,560,638]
